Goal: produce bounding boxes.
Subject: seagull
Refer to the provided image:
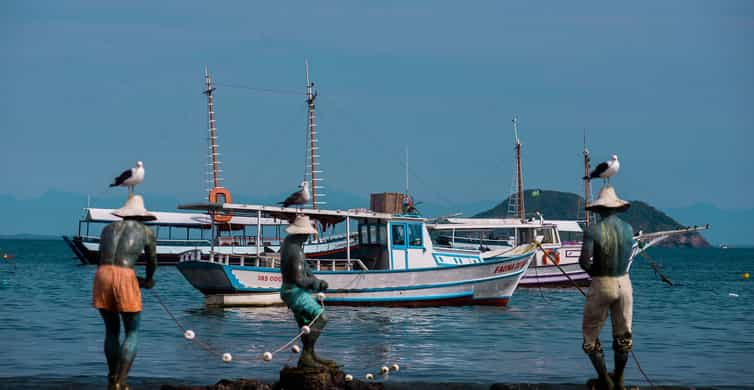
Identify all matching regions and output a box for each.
[110,161,145,194]
[279,181,310,208]
[583,154,620,184]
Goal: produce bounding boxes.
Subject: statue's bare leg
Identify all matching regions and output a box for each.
[99,309,121,387]
[113,312,141,389]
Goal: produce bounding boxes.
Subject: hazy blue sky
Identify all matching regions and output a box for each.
[2,1,752,210]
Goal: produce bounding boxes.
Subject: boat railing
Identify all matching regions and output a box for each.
[178,249,281,268]
[307,258,368,272]
[80,235,214,246]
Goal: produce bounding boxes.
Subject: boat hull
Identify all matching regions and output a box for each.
[177,251,533,307]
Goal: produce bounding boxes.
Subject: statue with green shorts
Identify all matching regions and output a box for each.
[279,215,335,369]
[92,194,157,390]
[579,185,634,390]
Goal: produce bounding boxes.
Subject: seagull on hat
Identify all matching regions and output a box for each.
[279,181,310,208]
[583,154,620,184]
[110,161,145,194]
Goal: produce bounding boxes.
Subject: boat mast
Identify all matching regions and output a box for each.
[514,116,525,221]
[305,60,323,209]
[583,129,591,226]
[405,145,409,195]
[204,67,222,191]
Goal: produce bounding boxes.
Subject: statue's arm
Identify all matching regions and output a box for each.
[579,231,595,273]
[143,227,157,288]
[295,260,327,292]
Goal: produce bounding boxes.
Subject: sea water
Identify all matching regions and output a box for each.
[0,239,752,388]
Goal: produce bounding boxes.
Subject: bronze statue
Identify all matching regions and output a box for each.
[579,185,634,390]
[92,194,157,390]
[279,215,335,369]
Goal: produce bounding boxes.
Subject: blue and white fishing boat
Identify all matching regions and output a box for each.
[175,203,536,307]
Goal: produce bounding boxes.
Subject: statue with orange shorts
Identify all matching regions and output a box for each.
[92,194,157,390]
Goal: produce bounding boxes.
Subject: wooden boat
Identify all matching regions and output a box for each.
[175,203,536,307]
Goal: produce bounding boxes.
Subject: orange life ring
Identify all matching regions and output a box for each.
[209,187,233,223]
[542,249,560,265]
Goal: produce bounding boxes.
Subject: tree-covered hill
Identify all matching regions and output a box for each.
[475,189,709,248]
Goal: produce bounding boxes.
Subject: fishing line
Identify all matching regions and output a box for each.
[535,244,656,389]
[150,289,400,381]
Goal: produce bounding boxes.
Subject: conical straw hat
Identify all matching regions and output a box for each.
[285,215,318,235]
[112,194,157,221]
[586,185,630,211]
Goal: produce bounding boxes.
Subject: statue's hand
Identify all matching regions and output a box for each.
[137,276,155,289]
[317,280,328,292]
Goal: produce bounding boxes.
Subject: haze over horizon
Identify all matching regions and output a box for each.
[2,1,753,211]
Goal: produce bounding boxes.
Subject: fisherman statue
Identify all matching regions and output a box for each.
[579,185,634,390]
[92,194,157,390]
[279,215,335,369]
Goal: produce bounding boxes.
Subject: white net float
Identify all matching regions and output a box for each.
[183,330,195,340]
[222,353,232,363]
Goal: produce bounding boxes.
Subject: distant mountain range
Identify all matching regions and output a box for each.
[475,190,711,248]
[0,188,745,247]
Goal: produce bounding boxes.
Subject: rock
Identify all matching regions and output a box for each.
[161,378,272,390]
[277,365,383,390]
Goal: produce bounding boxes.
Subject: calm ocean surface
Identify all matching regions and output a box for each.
[0,239,752,388]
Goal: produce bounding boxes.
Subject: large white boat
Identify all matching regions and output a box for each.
[175,203,536,307]
[63,207,354,265]
[427,216,709,288]
[428,217,589,287]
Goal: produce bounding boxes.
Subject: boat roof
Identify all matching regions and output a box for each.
[83,208,284,227]
[545,220,583,232]
[178,202,424,225]
[427,217,553,230]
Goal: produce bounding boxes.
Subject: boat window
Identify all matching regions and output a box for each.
[392,224,405,246]
[377,224,387,245]
[560,230,583,243]
[539,228,556,244]
[518,229,535,244]
[359,224,368,244]
[369,225,377,244]
[407,223,423,247]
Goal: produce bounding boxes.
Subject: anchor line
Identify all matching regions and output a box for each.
[149,289,326,365]
[636,242,673,286]
[534,243,656,389]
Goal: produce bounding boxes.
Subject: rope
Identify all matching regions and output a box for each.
[150,289,326,365]
[534,243,655,388]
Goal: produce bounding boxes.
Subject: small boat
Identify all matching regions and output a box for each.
[175,203,536,307]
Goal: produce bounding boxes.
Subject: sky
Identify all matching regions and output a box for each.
[2,1,753,212]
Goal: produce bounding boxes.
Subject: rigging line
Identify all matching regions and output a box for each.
[214,82,300,96]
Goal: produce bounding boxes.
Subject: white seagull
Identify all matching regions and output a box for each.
[110,161,145,193]
[583,154,620,184]
[279,181,310,208]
